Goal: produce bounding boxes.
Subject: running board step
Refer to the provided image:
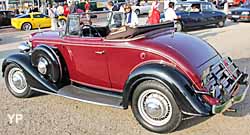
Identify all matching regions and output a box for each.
[57,85,124,108]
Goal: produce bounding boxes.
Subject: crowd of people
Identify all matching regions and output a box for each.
[11,0,182,30]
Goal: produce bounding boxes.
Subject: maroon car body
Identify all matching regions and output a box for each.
[2,12,249,133]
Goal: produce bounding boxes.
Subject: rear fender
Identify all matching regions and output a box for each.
[123,63,211,116]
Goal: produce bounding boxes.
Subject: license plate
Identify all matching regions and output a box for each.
[232,15,240,18]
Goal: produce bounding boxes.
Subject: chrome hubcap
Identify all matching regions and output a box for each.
[8,67,27,93]
[37,57,48,75]
[23,24,31,31]
[138,89,172,126]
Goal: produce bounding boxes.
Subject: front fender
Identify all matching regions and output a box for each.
[2,53,58,93]
[123,63,211,116]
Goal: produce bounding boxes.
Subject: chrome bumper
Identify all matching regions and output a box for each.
[212,73,249,114]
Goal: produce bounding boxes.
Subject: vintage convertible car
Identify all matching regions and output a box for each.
[161,2,227,31]
[2,12,249,133]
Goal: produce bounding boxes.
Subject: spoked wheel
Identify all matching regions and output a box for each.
[132,80,182,133]
[4,64,33,98]
[21,22,32,31]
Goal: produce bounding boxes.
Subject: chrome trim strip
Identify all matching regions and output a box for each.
[181,111,205,117]
[31,87,124,109]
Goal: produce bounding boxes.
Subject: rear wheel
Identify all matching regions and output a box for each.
[4,63,33,98]
[131,80,182,133]
[217,20,225,28]
[21,22,32,31]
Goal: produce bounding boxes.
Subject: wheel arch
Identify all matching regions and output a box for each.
[123,63,211,116]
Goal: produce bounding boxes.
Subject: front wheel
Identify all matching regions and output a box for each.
[131,80,182,133]
[175,21,183,32]
[4,63,33,98]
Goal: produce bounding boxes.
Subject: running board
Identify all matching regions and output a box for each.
[31,85,124,109]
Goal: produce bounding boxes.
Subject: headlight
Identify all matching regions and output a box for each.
[18,41,31,52]
[241,12,249,15]
[228,11,232,15]
[201,67,211,86]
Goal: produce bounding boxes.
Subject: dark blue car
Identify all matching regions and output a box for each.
[228,0,250,22]
[161,2,227,31]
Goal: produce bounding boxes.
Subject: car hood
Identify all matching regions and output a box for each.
[149,32,219,68]
[230,7,250,12]
[31,30,61,41]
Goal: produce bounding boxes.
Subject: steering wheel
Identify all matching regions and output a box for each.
[80,24,101,37]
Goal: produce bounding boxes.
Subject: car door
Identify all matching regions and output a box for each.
[185,4,204,27]
[32,13,51,28]
[201,3,218,25]
[62,17,111,89]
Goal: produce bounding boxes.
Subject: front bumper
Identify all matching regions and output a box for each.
[228,15,250,21]
[212,73,249,114]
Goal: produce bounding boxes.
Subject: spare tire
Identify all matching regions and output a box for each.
[31,45,61,83]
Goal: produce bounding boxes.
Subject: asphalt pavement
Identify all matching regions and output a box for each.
[0,20,250,135]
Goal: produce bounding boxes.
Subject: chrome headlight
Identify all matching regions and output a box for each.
[18,41,31,52]
[37,57,48,75]
[201,67,211,86]
[241,11,249,15]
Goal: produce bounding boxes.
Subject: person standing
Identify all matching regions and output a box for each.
[164,2,178,22]
[147,0,160,24]
[69,1,77,14]
[48,4,58,30]
[63,3,69,17]
[124,3,138,27]
[57,3,64,16]
[85,0,90,13]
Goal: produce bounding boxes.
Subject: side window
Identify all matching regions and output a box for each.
[202,4,213,12]
[190,4,201,12]
[67,15,80,36]
[19,15,31,18]
[33,14,43,18]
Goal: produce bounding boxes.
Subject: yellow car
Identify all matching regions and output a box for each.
[11,12,66,31]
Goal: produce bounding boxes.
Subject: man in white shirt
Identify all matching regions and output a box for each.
[164,2,179,21]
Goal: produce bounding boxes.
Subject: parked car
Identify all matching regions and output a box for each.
[132,3,151,15]
[161,2,227,31]
[228,0,250,22]
[0,10,15,27]
[2,12,249,133]
[11,12,66,31]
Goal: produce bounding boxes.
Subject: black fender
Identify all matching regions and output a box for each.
[2,53,58,93]
[123,63,211,116]
[31,44,62,83]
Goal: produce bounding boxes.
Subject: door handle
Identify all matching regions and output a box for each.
[95,50,105,55]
